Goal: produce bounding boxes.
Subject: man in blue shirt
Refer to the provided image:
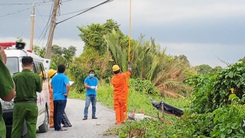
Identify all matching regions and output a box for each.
[83,70,99,120]
[51,65,70,131]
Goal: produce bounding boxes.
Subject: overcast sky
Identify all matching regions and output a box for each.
[0,0,244,67]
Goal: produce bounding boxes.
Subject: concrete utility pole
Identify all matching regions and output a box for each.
[45,0,60,59]
[29,4,35,51]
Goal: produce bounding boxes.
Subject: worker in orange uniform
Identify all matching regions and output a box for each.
[48,69,57,128]
[111,62,132,125]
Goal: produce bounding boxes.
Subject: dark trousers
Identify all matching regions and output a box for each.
[53,100,66,130]
[62,111,72,127]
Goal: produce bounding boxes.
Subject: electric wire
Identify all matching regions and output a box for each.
[56,0,113,25]
[0,3,33,6]
[0,1,52,18]
[1,0,113,47]
[0,1,53,47]
[0,1,53,6]
[0,7,32,17]
[35,3,53,47]
[59,7,90,16]
[17,11,31,42]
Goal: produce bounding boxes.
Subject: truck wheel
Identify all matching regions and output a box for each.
[38,108,49,133]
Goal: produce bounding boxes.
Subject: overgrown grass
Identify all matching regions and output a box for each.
[69,81,189,114]
[69,81,190,137]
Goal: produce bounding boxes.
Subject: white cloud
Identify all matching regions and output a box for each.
[0,37,84,56]
[1,0,245,68]
[163,42,244,67]
[132,0,245,25]
[68,0,245,26]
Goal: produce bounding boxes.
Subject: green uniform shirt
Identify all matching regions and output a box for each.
[13,69,42,102]
[0,56,14,137]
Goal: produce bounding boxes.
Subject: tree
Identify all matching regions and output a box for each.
[33,46,46,58]
[70,19,125,88]
[195,64,213,74]
[105,33,193,97]
[104,29,128,72]
[34,45,76,69]
[51,45,76,69]
[78,19,122,56]
[239,56,245,62]
[73,20,194,97]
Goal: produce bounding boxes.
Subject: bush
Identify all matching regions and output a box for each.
[175,104,245,137]
[178,61,245,137]
[130,78,159,95]
[187,61,245,114]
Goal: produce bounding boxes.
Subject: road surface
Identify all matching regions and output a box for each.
[37,98,117,138]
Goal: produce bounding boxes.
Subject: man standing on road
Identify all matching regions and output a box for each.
[111,62,132,125]
[0,47,15,138]
[51,65,70,131]
[11,56,42,138]
[83,70,99,120]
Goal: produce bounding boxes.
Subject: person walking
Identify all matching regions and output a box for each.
[0,47,15,138]
[111,62,132,125]
[11,56,42,138]
[51,65,70,131]
[83,70,99,120]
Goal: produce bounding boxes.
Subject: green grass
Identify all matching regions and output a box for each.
[70,82,189,114]
[69,81,190,137]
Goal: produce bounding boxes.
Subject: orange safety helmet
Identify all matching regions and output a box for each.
[48,69,57,78]
[112,65,120,72]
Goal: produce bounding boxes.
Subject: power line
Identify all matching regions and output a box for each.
[0,1,54,6]
[56,0,113,25]
[35,3,53,47]
[0,1,53,18]
[0,7,32,17]
[59,7,90,16]
[0,3,33,6]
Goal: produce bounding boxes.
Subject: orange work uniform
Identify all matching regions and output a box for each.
[111,71,131,124]
[48,82,54,128]
[48,69,56,128]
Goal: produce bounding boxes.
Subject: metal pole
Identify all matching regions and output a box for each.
[125,0,132,121]
[128,0,132,61]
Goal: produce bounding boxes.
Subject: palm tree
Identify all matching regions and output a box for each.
[104,29,128,71]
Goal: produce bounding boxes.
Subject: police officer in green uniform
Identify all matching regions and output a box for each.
[0,47,15,138]
[11,56,42,138]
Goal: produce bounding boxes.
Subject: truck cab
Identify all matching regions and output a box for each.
[0,42,50,137]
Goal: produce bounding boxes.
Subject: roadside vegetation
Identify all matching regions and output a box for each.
[33,19,245,137]
[69,79,190,138]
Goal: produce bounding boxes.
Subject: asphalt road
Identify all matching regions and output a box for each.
[37,98,117,138]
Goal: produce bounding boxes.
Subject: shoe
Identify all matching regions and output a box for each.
[92,116,98,119]
[83,117,87,120]
[63,124,72,127]
[56,128,67,131]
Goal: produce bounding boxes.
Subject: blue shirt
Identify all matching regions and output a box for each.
[51,73,69,100]
[84,76,98,96]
